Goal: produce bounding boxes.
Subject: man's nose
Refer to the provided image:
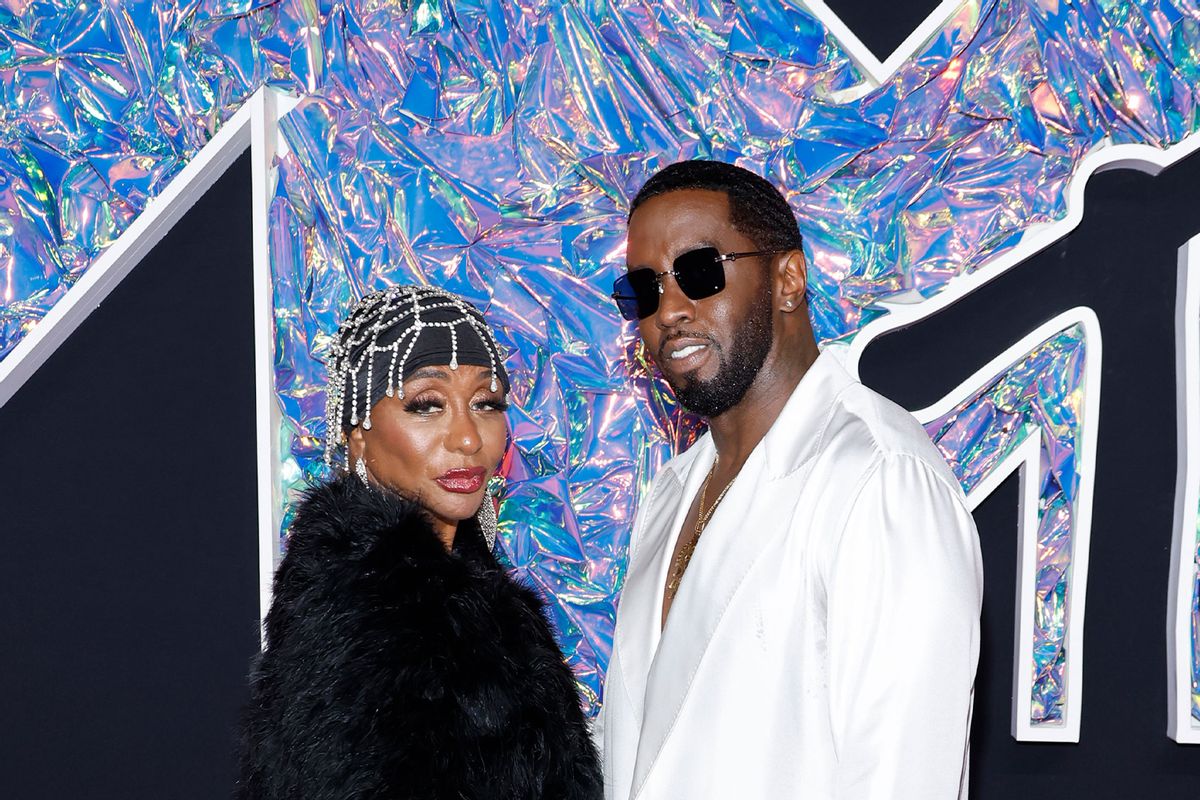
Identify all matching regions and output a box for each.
[654,273,694,329]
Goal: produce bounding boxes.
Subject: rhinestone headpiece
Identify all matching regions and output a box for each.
[323,285,508,467]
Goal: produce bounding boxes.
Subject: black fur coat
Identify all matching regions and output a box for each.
[237,476,602,800]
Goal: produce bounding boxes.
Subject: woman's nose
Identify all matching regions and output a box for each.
[447,409,483,455]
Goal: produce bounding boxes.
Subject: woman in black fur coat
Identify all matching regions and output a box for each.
[238,286,602,800]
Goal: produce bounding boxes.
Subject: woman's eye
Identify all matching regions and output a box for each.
[404,397,444,415]
[474,397,510,412]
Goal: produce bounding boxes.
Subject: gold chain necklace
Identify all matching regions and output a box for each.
[665,461,735,596]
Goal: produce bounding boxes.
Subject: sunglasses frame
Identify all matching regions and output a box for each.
[611,246,787,321]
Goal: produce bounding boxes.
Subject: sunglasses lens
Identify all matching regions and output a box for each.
[612,270,659,320]
[612,249,726,321]
[673,247,725,301]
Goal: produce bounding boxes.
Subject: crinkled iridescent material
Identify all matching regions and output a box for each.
[924,323,1088,724]
[0,0,320,357]
[5,1,1200,724]
[1193,506,1200,721]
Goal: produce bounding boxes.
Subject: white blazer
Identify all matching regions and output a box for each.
[599,349,983,800]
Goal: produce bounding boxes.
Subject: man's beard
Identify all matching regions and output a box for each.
[668,290,773,419]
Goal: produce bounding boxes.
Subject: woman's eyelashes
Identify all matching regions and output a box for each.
[475,395,509,412]
[403,393,443,415]
[402,391,509,415]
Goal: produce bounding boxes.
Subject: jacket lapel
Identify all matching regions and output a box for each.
[613,440,711,730]
[629,449,783,797]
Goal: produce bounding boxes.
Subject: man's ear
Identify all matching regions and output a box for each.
[777,249,807,312]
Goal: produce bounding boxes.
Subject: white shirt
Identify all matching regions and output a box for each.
[599,348,983,800]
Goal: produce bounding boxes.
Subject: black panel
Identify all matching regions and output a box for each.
[823,0,942,62]
[860,151,1200,793]
[0,153,259,799]
[966,471,1021,790]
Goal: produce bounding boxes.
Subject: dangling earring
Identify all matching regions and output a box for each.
[355,457,369,487]
[476,495,498,549]
[476,473,504,549]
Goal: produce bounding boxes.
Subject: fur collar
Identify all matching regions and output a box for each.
[285,472,491,564]
[238,475,602,800]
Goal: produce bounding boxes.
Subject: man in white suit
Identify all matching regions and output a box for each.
[602,160,983,799]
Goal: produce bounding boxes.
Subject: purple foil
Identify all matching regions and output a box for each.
[0,0,320,357]
[924,323,1087,724]
[1192,505,1199,722]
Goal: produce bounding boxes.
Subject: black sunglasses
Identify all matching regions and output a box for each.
[611,246,785,321]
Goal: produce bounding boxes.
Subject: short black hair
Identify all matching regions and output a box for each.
[629,159,803,253]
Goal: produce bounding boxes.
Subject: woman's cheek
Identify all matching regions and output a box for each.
[483,415,509,463]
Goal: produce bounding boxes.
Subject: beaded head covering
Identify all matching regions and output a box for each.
[323,285,509,467]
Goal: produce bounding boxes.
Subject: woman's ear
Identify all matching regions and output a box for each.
[777,249,807,312]
[346,426,365,464]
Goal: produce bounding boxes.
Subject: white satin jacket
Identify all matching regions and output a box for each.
[599,348,983,800]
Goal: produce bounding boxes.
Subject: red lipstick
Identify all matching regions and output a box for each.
[435,466,486,494]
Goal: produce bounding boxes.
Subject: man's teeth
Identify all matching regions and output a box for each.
[670,344,706,360]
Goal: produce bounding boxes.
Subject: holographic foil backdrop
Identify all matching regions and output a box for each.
[1193,501,1200,720]
[0,0,321,353]
[3,0,1200,724]
[924,322,1088,724]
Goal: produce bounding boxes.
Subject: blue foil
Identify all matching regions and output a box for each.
[1193,507,1200,722]
[0,0,320,357]
[4,1,1200,724]
[924,323,1087,724]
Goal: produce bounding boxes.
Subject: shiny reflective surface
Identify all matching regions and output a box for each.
[1193,505,1200,721]
[3,1,1199,722]
[0,0,319,357]
[924,323,1088,724]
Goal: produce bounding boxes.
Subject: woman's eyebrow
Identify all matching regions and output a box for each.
[406,366,450,381]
